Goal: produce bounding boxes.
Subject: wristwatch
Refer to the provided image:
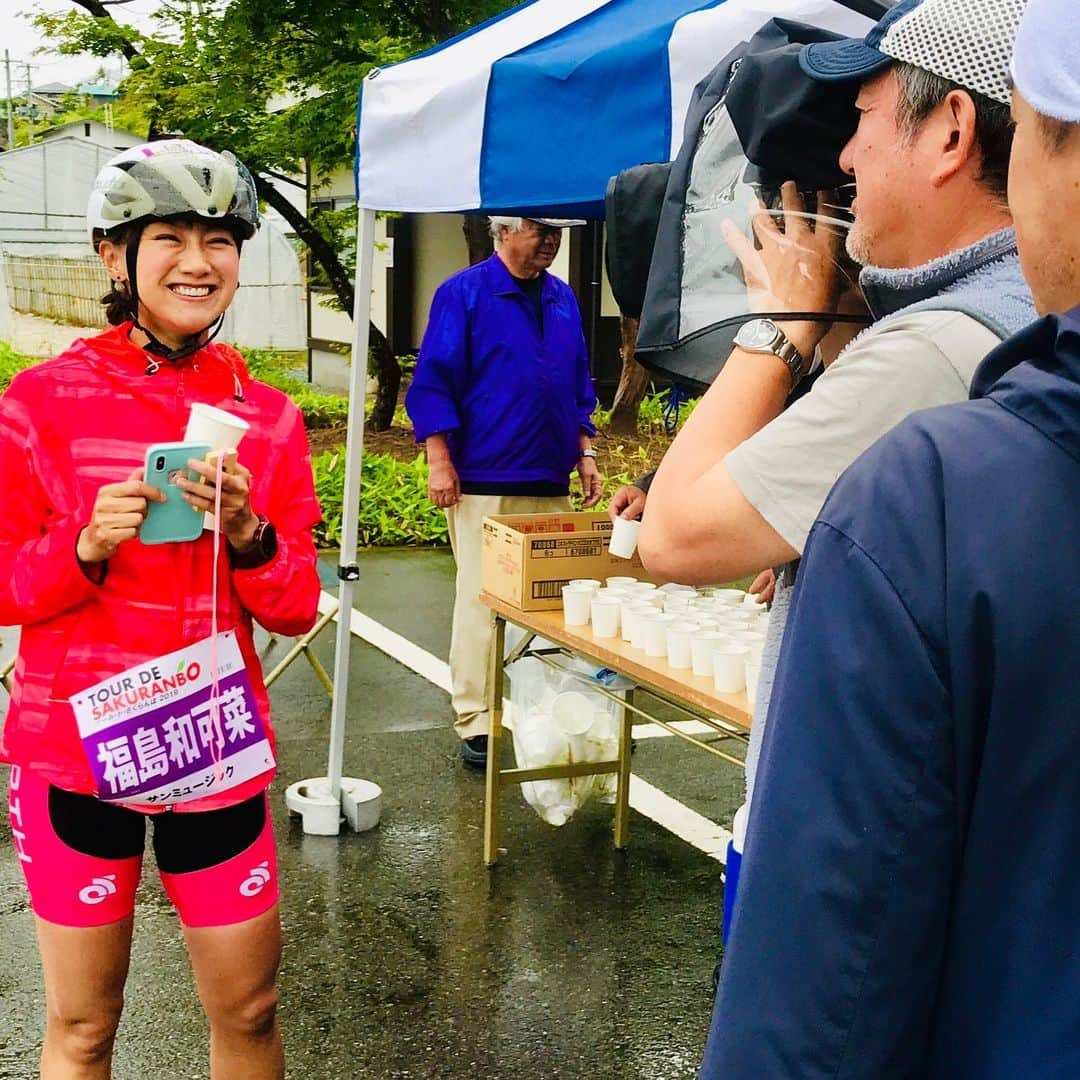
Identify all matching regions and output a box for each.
[733,318,808,388]
[579,448,598,460]
[229,515,278,570]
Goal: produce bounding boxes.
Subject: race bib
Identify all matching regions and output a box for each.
[70,631,275,806]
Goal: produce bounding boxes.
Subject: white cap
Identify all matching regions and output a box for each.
[1011,0,1080,122]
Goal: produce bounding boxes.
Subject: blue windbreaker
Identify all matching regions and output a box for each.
[405,254,597,486]
[702,306,1080,1078]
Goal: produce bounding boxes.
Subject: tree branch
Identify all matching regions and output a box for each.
[69,0,141,60]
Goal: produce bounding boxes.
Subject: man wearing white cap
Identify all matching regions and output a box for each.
[406,217,601,768]
[701,0,1080,1075]
[642,0,1034,829]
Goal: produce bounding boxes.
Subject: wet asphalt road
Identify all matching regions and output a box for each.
[0,549,742,1079]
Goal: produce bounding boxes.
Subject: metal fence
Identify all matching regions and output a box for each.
[3,253,109,328]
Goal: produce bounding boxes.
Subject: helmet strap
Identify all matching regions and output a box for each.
[123,221,228,368]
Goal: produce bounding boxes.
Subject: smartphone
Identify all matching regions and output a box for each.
[140,441,212,545]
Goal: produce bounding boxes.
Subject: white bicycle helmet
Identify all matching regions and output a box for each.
[88,138,259,248]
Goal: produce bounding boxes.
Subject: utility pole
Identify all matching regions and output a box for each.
[25,63,33,145]
[3,50,13,150]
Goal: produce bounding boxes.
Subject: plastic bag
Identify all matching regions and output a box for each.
[507,658,627,826]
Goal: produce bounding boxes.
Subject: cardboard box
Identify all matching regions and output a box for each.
[481,511,657,611]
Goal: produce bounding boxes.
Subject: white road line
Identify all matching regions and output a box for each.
[318,592,452,693]
[319,590,732,863]
[630,776,732,862]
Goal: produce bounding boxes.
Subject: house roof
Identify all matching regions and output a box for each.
[33,82,72,95]
[77,83,118,97]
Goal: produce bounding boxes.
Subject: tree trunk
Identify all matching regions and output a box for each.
[462,215,493,265]
[607,316,648,434]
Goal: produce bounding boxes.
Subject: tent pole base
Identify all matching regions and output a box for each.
[284,776,383,836]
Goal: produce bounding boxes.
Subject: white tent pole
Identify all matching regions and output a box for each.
[327,206,377,798]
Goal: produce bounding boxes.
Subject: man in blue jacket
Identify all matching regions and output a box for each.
[701,0,1080,1075]
[406,218,601,767]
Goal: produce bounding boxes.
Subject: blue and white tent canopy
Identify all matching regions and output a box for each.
[355,0,879,218]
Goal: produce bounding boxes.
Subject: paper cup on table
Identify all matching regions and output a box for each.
[659,582,697,596]
[664,593,694,616]
[621,601,652,643]
[629,606,653,650]
[691,630,728,677]
[606,575,638,589]
[745,657,762,707]
[713,645,750,694]
[608,517,642,560]
[642,613,676,658]
[184,403,250,529]
[742,594,768,612]
[569,578,602,593]
[711,588,746,608]
[714,607,753,628]
[591,596,621,639]
[665,622,696,669]
[562,584,593,627]
[630,581,657,593]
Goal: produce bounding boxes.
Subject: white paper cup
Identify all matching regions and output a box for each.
[552,690,595,763]
[714,645,750,694]
[608,517,642,560]
[666,622,696,669]
[644,613,677,658]
[185,403,251,530]
[711,588,746,608]
[562,585,593,626]
[185,402,250,450]
[606,575,639,589]
[569,578,602,593]
[742,594,769,612]
[663,593,694,616]
[691,630,728,677]
[658,583,695,596]
[621,601,653,643]
[629,581,658,593]
[591,596,621,639]
[713,607,753,628]
[745,658,762,707]
[629,607,653,650]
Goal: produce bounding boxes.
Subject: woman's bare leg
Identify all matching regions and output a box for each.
[36,915,134,1079]
[183,904,284,1079]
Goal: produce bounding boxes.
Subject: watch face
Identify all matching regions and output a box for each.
[736,319,779,350]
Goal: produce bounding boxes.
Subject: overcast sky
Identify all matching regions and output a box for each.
[7,0,162,90]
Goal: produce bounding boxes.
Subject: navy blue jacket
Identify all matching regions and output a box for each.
[405,254,597,486]
[702,306,1080,1079]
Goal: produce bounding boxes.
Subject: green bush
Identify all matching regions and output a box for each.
[238,348,351,430]
[594,387,700,433]
[313,449,448,548]
[0,342,35,393]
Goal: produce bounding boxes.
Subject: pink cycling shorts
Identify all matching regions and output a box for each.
[7,765,278,929]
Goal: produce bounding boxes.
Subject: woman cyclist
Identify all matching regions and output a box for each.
[0,139,321,1078]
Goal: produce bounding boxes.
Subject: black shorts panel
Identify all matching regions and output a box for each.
[47,786,266,874]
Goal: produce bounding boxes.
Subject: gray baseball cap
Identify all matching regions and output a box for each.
[800,0,1027,106]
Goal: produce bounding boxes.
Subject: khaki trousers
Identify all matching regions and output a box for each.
[445,493,572,739]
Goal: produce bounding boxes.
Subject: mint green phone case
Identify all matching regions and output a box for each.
[141,441,212,545]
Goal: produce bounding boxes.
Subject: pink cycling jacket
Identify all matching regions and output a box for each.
[0,324,322,810]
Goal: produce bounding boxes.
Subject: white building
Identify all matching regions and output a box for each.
[0,136,306,351]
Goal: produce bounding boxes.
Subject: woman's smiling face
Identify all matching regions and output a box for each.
[101,217,241,349]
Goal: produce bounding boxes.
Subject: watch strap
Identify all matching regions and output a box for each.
[228,516,278,571]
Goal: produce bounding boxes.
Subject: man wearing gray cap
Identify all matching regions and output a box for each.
[406,217,601,768]
[641,0,1034,824]
[700,0,1080,1074]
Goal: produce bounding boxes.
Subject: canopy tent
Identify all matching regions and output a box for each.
[306,0,886,833]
